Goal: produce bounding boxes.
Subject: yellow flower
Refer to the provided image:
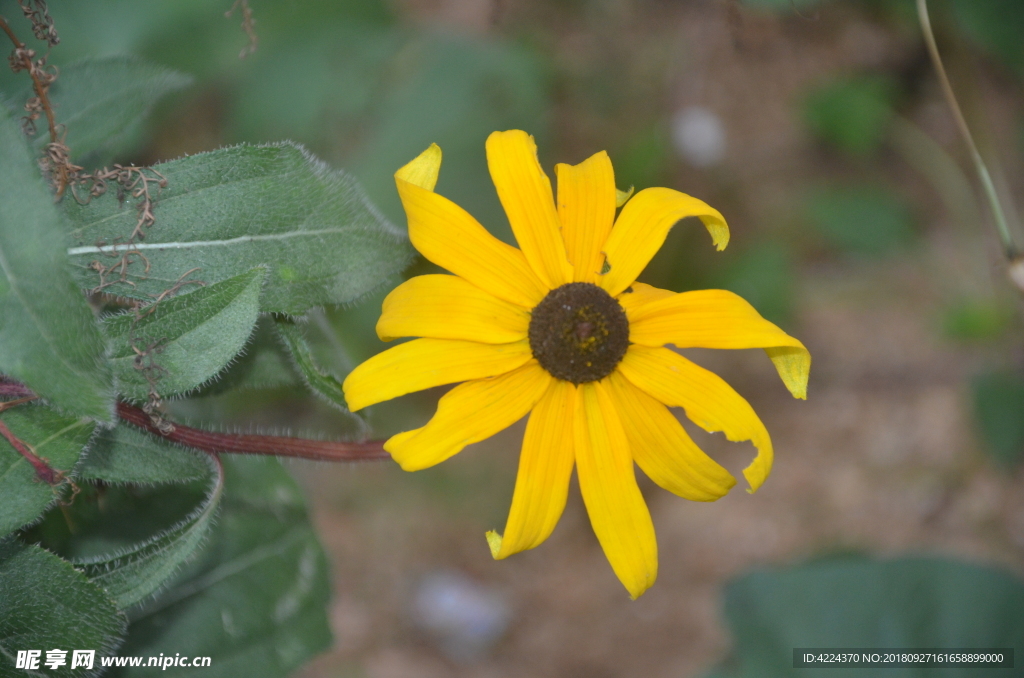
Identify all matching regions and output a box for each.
[343,130,809,599]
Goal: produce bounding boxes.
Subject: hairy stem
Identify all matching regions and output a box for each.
[116,401,389,462]
[0,380,389,463]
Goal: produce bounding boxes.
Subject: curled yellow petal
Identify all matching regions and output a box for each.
[397,168,547,309]
[615,186,634,208]
[555,151,616,283]
[598,187,729,297]
[377,274,530,344]
[628,289,810,399]
[486,130,572,289]
[385,362,551,471]
[606,371,735,501]
[395,143,441,191]
[765,346,810,401]
[617,345,773,493]
[342,338,532,412]
[575,381,658,600]
[489,379,576,559]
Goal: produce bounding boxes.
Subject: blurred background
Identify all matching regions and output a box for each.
[5,0,1024,675]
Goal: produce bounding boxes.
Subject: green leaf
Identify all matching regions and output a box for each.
[275,317,353,414]
[104,268,265,401]
[194,316,299,395]
[114,456,331,677]
[0,540,126,678]
[64,142,413,315]
[806,185,915,257]
[0,100,113,421]
[13,57,192,163]
[717,557,1024,677]
[972,370,1024,466]
[76,456,220,609]
[0,404,95,537]
[804,75,896,157]
[78,422,210,485]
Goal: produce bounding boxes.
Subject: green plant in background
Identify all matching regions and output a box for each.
[804,75,896,158]
[0,4,410,675]
[702,0,1024,673]
[806,184,915,257]
[707,557,1024,677]
[971,371,1024,467]
[801,75,918,258]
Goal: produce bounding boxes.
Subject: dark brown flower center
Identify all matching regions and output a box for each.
[528,282,629,384]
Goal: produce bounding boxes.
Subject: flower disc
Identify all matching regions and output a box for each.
[528,283,629,384]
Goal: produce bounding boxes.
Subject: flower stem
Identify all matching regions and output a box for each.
[916,0,1018,259]
[0,379,389,464]
[115,400,389,462]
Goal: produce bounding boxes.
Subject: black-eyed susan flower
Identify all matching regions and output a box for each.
[343,130,809,599]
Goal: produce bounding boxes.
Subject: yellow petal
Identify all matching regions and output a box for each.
[555,151,616,283]
[395,143,442,191]
[575,381,658,600]
[598,187,729,297]
[488,379,576,559]
[618,345,773,493]
[615,186,634,208]
[385,362,551,471]
[397,173,547,309]
[486,130,573,289]
[628,289,810,399]
[342,338,532,412]
[606,371,735,501]
[377,274,530,344]
[616,282,676,321]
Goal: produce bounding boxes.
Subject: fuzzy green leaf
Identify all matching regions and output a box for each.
[104,268,264,401]
[65,142,412,315]
[77,457,220,609]
[275,318,351,412]
[193,316,299,395]
[79,422,210,485]
[113,457,331,677]
[15,57,192,163]
[0,100,113,421]
[0,539,126,678]
[0,404,95,537]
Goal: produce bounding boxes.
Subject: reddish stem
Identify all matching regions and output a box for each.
[0,411,59,484]
[115,401,389,462]
[0,379,389,463]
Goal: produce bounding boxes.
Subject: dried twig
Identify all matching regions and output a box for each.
[225,0,257,58]
[18,0,58,47]
[0,13,76,196]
